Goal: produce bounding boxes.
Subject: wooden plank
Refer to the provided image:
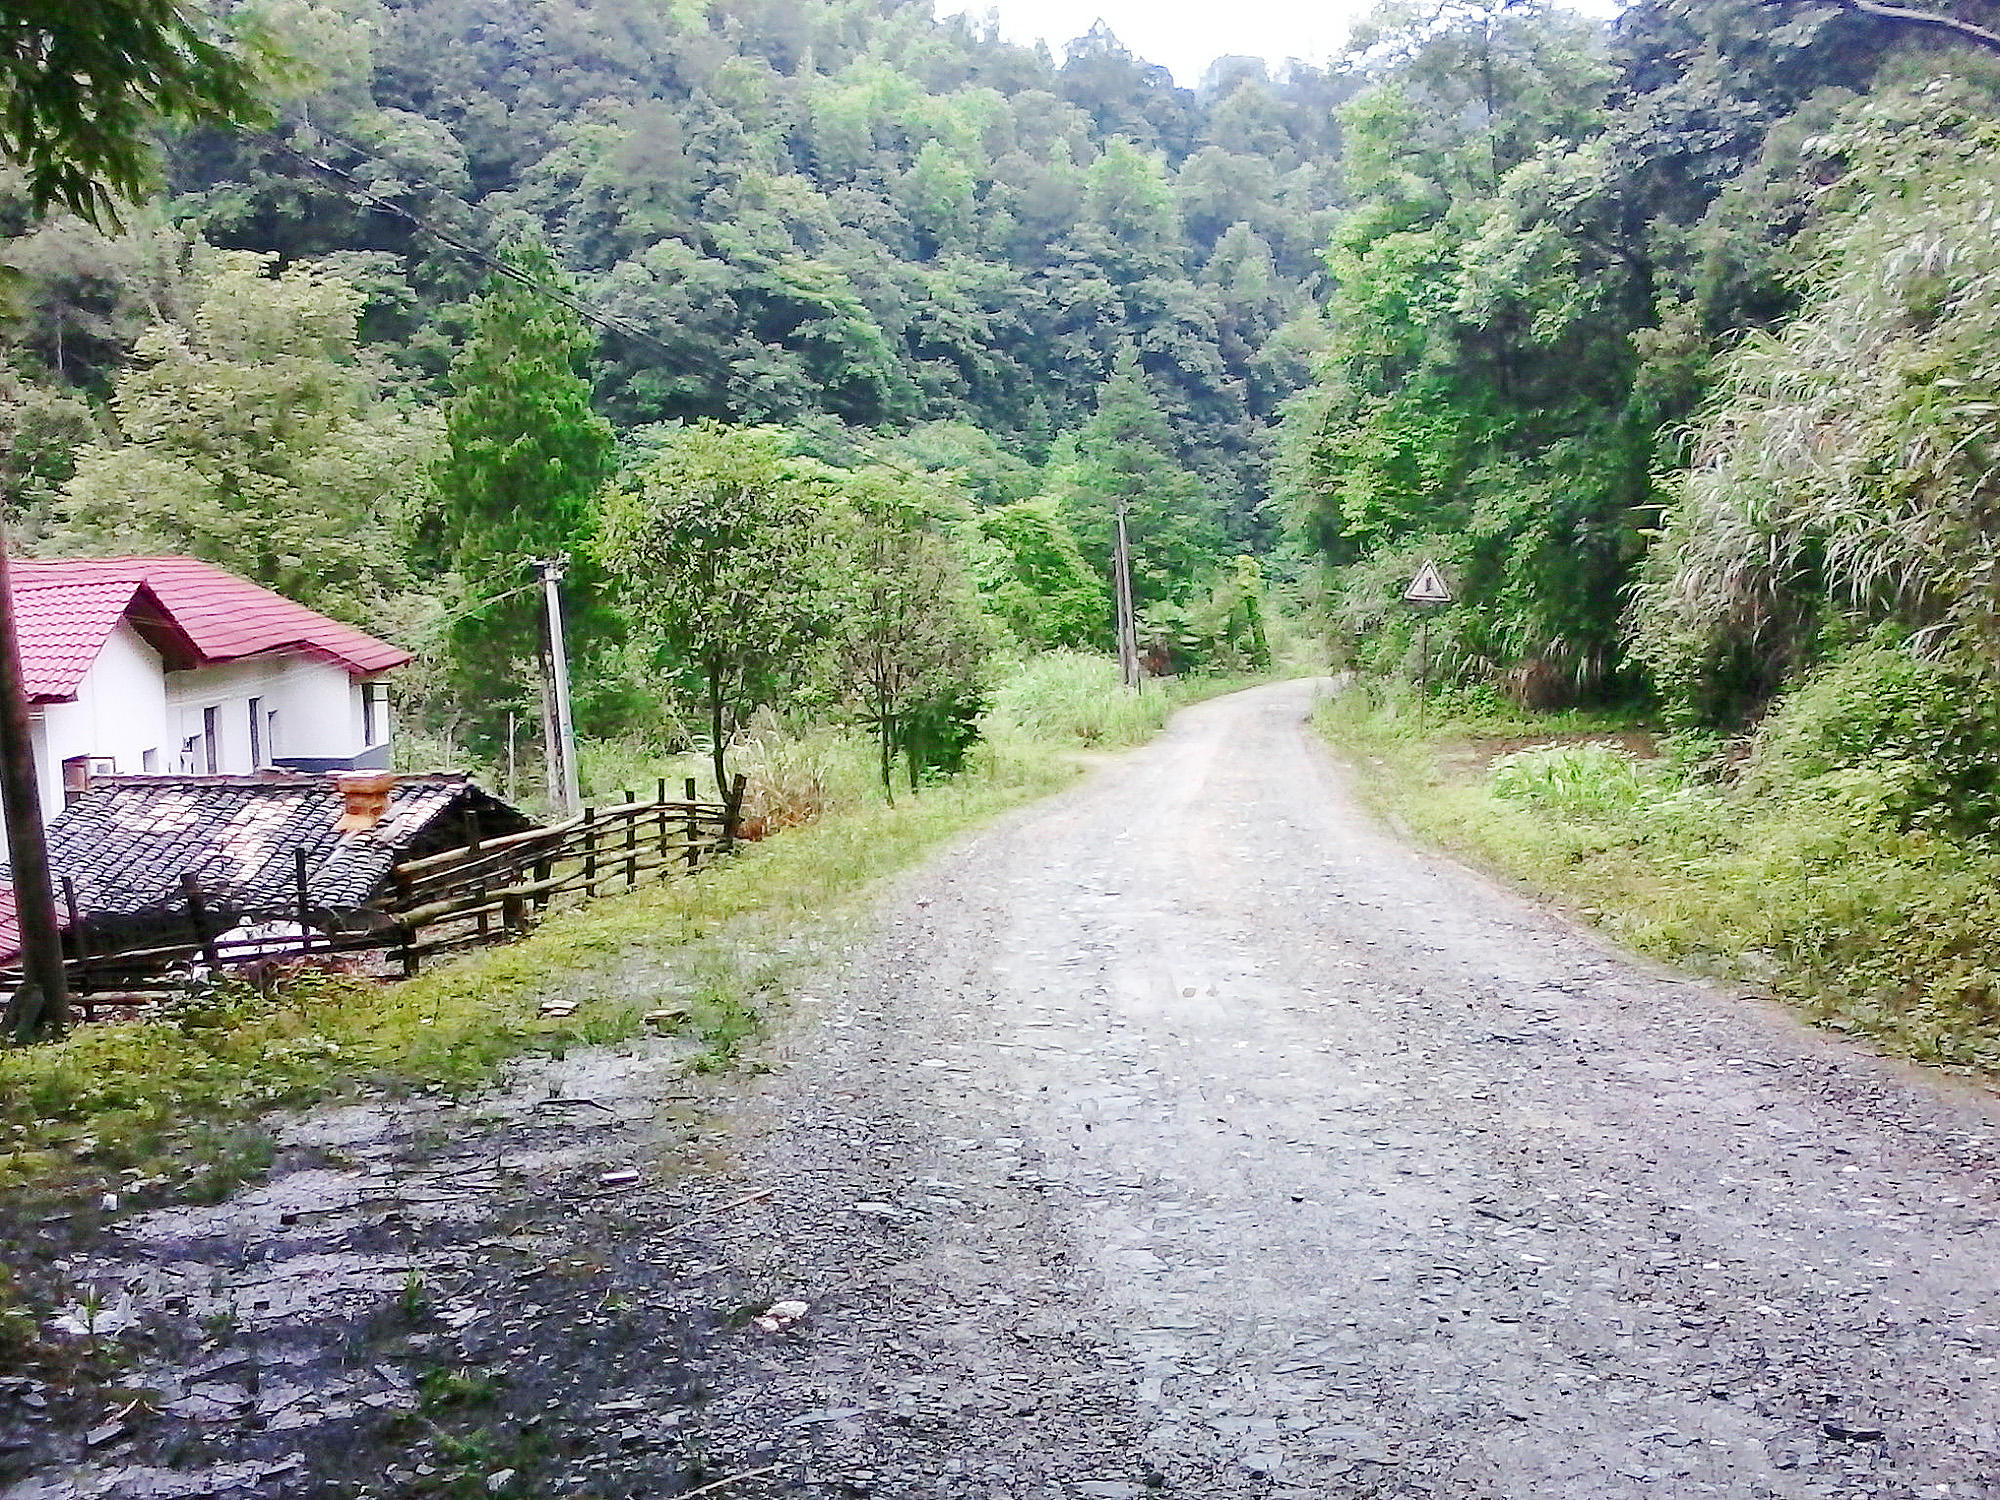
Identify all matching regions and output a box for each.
[391,832,569,896]
[392,816,580,878]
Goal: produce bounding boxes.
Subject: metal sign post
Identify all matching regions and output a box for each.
[1402,560,1454,734]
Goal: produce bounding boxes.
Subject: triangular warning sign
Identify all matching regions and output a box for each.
[1403,559,1454,605]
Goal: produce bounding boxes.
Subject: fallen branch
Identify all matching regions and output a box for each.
[678,1465,781,1499]
[658,1187,774,1237]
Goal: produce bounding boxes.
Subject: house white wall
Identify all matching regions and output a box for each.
[160,657,391,774]
[0,612,401,861]
[36,622,171,819]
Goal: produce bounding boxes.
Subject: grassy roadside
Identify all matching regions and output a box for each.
[0,654,1273,1220]
[1315,684,2000,1078]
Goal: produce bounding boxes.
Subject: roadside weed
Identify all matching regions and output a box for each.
[1489,742,1655,817]
[1317,693,2000,1074]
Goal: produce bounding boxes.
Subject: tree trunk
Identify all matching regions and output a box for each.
[878,700,896,806]
[708,664,729,804]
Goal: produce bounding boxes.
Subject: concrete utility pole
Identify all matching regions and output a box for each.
[0,535,68,1040]
[534,557,582,819]
[1113,501,1140,690]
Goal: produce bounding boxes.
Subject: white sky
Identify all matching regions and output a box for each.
[935,0,1622,88]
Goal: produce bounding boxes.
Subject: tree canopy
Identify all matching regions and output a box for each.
[0,0,1994,760]
[0,0,273,225]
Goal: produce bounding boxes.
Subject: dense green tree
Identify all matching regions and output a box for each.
[1631,81,2000,722]
[0,0,274,224]
[53,248,438,621]
[109,0,1353,533]
[974,498,1107,650]
[0,367,95,532]
[420,243,617,748]
[595,421,835,798]
[1060,347,1225,613]
[1283,0,1650,700]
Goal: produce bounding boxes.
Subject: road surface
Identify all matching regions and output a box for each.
[16,678,2000,1499]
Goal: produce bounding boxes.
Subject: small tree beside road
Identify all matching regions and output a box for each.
[596,422,835,800]
[833,467,990,799]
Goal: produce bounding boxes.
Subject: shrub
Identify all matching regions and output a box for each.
[1745,643,2000,837]
[985,651,1174,747]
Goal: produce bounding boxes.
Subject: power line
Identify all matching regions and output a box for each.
[253,121,685,366]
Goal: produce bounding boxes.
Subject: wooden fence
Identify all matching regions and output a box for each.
[378,775,743,963]
[24,775,745,1005]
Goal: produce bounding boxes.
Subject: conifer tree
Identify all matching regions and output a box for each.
[1061,348,1224,613]
[422,244,617,752]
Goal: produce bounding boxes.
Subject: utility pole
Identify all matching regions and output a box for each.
[1113,500,1140,690]
[534,557,582,819]
[0,533,68,1040]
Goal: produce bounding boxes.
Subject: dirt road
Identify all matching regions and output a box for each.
[14,679,2000,1499]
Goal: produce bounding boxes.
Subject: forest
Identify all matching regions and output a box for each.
[1,0,1997,824]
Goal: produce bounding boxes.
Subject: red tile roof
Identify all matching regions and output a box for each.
[8,557,412,702]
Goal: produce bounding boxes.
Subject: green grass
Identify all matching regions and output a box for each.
[1,657,1213,1207]
[1316,687,2000,1075]
[987,649,1282,750]
[0,653,1287,1217]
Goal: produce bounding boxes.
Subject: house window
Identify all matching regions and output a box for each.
[202,706,219,773]
[248,697,263,766]
[141,747,159,774]
[267,708,280,760]
[62,755,90,806]
[363,682,389,746]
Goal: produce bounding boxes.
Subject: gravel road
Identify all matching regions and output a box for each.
[13,678,2000,1500]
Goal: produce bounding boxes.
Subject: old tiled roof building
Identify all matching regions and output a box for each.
[0,775,533,962]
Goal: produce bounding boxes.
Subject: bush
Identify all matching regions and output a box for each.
[733,724,880,832]
[1746,643,2000,837]
[985,651,1175,747]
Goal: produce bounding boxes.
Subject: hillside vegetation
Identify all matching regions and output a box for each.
[2,0,1999,1051]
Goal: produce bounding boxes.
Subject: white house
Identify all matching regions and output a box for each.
[9,557,410,824]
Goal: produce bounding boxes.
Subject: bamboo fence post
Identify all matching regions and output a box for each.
[392,866,418,975]
[181,872,220,968]
[583,806,598,897]
[533,856,552,912]
[466,810,489,938]
[723,773,747,852]
[293,848,313,953]
[623,789,638,888]
[656,777,669,876]
[60,877,90,1018]
[684,777,699,869]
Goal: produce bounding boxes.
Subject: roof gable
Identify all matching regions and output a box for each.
[7,558,412,695]
[9,577,204,702]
